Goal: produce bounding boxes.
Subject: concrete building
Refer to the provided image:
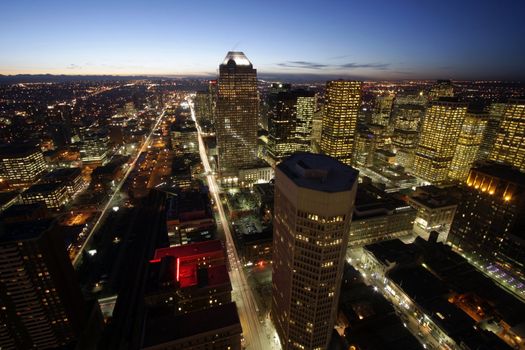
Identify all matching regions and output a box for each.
[271,153,358,350]
[408,186,458,242]
[349,183,416,247]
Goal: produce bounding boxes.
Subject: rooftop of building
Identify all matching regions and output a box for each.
[409,185,458,209]
[340,265,424,350]
[170,120,197,132]
[0,191,19,208]
[221,51,252,67]
[0,219,53,243]
[432,97,467,105]
[470,162,525,186]
[233,215,272,244]
[23,181,66,195]
[353,183,414,219]
[147,258,230,292]
[366,238,525,328]
[365,239,420,266]
[141,302,241,348]
[167,189,212,222]
[92,157,129,177]
[0,144,40,158]
[153,239,223,261]
[1,203,46,219]
[41,167,81,181]
[278,152,358,193]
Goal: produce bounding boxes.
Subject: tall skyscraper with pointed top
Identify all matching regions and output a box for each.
[216,51,258,179]
[320,80,362,166]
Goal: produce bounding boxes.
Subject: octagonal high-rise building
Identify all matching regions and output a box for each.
[216,52,259,179]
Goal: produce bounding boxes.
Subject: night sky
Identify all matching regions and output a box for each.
[1,0,524,79]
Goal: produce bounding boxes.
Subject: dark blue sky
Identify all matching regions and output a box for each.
[1,0,524,79]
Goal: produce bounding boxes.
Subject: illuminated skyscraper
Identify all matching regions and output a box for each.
[448,113,487,182]
[294,93,317,152]
[413,99,467,183]
[267,88,316,161]
[272,153,358,350]
[477,102,505,161]
[391,103,424,170]
[428,80,454,100]
[371,94,395,127]
[489,99,525,172]
[320,80,362,165]
[216,52,258,178]
[0,220,88,349]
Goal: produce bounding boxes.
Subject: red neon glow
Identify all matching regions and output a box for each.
[176,257,180,282]
[149,258,161,263]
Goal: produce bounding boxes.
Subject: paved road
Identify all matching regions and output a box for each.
[188,99,278,350]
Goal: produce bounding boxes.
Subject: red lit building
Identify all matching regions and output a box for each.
[151,240,225,288]
[141,240,241,349]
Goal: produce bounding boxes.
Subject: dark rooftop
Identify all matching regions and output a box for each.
[0,219,53,243]
[24,181,65,194]
[153,239,223,260]
[141,302,241,348]
[471,162,525,186]
[41,167,81,181]
[0,144,40,158]
[278,152,358,193]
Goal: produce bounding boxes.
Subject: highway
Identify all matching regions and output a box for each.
[188,98,278,350]
[73,108,167,267]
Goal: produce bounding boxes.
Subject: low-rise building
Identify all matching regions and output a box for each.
[0,144,46,187]
[408,185,458,242]
[233,215,272,264]
[40,167,85,196]
[349,183,416,246]
[238,163,274,188]
[356,238,524,350]
[140,302,242,350]
[166,189,215,246]
[21,182,70,210]
[140,241,242,350]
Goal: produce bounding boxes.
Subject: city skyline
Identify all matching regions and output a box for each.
[1,0,525,80]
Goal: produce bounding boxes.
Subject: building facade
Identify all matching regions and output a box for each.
[271,153,358,350]
[0,220,87,349]
[489,99,525,172]
[391,103,424,170]
[448,114,487,182]
[413,99,467,184]
[320,80,362,166]
[0,145,46,187]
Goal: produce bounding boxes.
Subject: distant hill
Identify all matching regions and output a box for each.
[0,74,152,84]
